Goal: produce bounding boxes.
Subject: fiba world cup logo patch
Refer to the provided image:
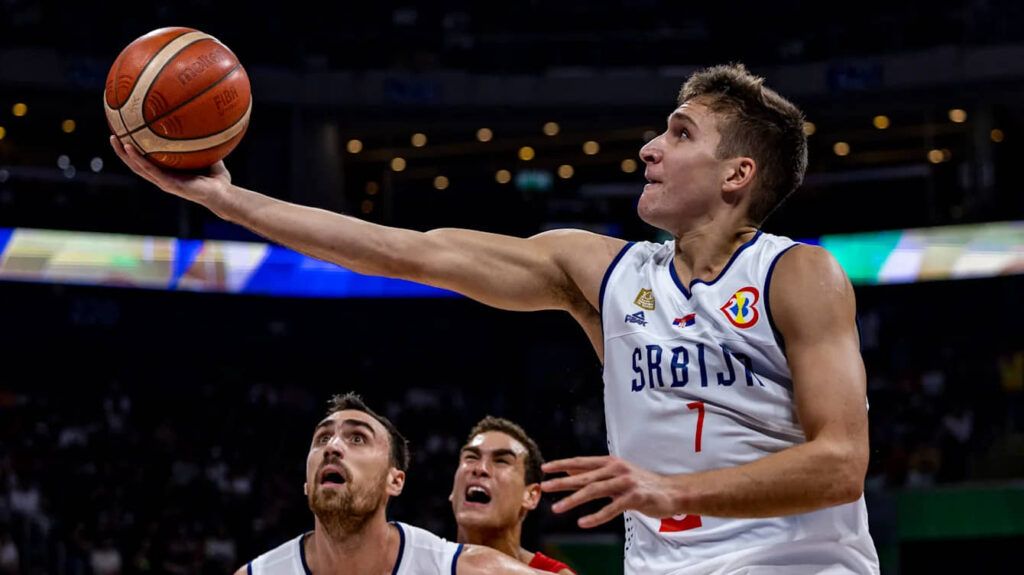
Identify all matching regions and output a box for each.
[720,286,760,329]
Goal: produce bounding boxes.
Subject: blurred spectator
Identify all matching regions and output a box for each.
[999,350,1024,432]
[89,539,121,575]
[203,524,236,573]
[0,528,18,575]
[906,443,942,488]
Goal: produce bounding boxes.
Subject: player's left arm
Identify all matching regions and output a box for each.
[542,244,869,525]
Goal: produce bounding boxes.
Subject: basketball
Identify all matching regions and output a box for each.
[103,27,252,170]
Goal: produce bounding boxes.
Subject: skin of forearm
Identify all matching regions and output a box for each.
[670,439,864,518]
[207,184,422,279]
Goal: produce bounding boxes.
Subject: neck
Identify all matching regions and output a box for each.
[672,215,759,287]
[457,522,531,563]
[307,509,397,575]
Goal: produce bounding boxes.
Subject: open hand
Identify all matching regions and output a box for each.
[541,456,683,528]
[109,136,231,207]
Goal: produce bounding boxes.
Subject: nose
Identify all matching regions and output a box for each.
[469,458,491,478]
[640,137,661,165]
[324,435,345,457]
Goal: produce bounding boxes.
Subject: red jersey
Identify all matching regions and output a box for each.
[528,551,575,574]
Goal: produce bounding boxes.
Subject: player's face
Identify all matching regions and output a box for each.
[304,410,403,531]
[450,431,539,532]
[638,98,731,234]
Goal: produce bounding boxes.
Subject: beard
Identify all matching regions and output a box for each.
[308,465,390,538]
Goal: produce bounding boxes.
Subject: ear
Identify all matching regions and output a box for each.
[722,156,757,195]
[386,469,406,497]
[522,483,542,512]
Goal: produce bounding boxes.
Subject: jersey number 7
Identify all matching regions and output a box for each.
[659,401,704,533]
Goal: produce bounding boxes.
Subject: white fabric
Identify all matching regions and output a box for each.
[247,521,462,574]
[601,232,879,575]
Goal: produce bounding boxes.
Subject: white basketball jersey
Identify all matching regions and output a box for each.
[246,522,463,575]
[601,231,879,575]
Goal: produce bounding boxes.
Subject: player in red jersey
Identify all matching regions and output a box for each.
[451,417,575,575]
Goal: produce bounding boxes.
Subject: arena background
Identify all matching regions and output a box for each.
[1,2,1023,573]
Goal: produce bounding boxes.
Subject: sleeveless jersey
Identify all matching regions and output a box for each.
[600,231,879,575]
[246,521,463,575]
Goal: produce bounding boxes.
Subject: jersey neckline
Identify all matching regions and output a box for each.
[669,230,763,299]
[297,524,405,575]
[390,521,406,575]
[298,532,313,575]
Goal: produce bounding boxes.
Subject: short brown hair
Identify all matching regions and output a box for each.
[327,393,410,472]
[465,416,544,485]
[679,63,808,224]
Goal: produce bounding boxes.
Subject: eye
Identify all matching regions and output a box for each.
[676,128,689,140]
[348,432,367,444]
[496,458,513,466]
[315,432,331,445]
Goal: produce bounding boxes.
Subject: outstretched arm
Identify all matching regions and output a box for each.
[542,244,869,525]
[110,138,624,318]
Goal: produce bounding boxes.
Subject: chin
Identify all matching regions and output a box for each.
[637,203,670,232]
[456,509,498,529]
[637,191,662,222]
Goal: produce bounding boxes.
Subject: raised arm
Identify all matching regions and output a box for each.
[542,244,869,524]
[110,138,624,318]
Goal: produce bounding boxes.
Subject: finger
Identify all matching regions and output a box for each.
[122,142,150,168]
[109,137,160,186]
[109,137,150,176]
[109,136,129,162]
[122,143,170,184]
[551,476,628,514]
[541,465,617,493]
[577,498,628,529]
[542,456,609,475]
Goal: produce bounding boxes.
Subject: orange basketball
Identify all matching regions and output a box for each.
[103,27,252,170]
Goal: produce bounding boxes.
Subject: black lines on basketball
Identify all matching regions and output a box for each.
[136,63,244,140]
[140,36,213,116]
[111,28,191,110]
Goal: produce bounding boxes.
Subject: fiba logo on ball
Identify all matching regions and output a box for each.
[214,86,240,115]
[103,27,252,170]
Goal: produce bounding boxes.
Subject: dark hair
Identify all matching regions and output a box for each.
[465,416,544,486]
[326,393,410,472]
[679,62,808,224]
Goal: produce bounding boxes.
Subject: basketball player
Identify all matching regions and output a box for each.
[113,63,880,573]
[238,393,544,574]
[450,417,575,574]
